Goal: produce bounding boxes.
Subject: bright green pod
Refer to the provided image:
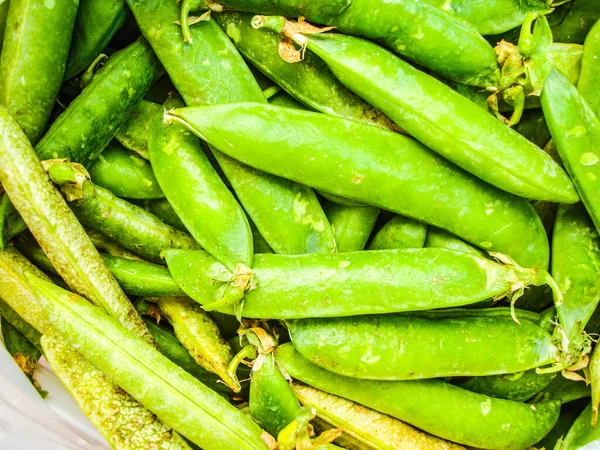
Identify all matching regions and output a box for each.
[36,38,163,167]
[89,142,164,200]
[144,198,188,232]
[551,0,600,44]
[326,203,379,252]
[542,69,600,233]
[561,404,600,449]
[0,0,9,50]
[115,99,161,159]
[167,103,549,268]
[164,248,557,319]
[254,22,576,204]
[275,343,560,449]
[287,315,560,380]
[531,374,591,405]
[31,276,270,450]
[535,402,587,450]
[424,227,484,256]
[590,345,600,426]
[0,0,78,144]
[578,19,600,117]
[64,0,128,80]
[367,215,427,250]
[458,371,554,402]
[149,95,253,272]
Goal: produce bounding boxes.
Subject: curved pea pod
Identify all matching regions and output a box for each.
[424,227,484,256]
[46,161,199,263]
[64,0,128,80]
[30,276,270,450]
[149,95,253,273]
[215,11,397,131]
[287,315,561,380]
[35,38,163,167]
[144,198,188,232]
[325,203,378,252]
[459,371,555,402]
[166,103,549,268]
[274,343,560,449]
[560,403,600,449]
[125,0,336,257]
[256,21,577,204]
[164,247,559,319]
[367,215,427,250]
[115,100,161,159]
[542,69,600,232]
[551,0,600,44]
[89,142,164,199]
[578,19,600,117]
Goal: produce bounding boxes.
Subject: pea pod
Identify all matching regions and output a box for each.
[367,215,427,250]
[256,19,577,204]
[0,298,41,348]
[0,0,78,144]
[578,19,600,117]
[166,102,549,268]
[0,192,11,249]
[536,402,587,450]
[459,371,555,402]
[115,100,161,159]
[35,38,163,166]
[424,227,484,256]
[590,345,600,426]
[326,203,379,252]
[514,109,552,149]
[64,0,128,80]
[0,0,9,50]
[551,0,600,44]
[275,343,560,449]
[531,375,591,405]
[144,198,188,232]
[89,142,164,199]
[560,403,600,449]
[164,248,559,319]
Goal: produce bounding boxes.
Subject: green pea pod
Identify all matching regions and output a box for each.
[287,315,561,380]
[326,203,379,252]
[0,192,11,249]
[316,191,365,208]
[536,402,587,450]
[46,161,199,263]
[166,103,549,268]
[0,106,153,344]
[0,0,78,144]
[514,109,551,149]
[424,227,484,256]
[578,19,600,117]
[459,371,555,402]
[0,0,9,49]
[215,11,397,131]
[84,228,147,261]
[144,198,188,232]
[149,95,253,273]
[164,248,559,319]
[115,100,161,160]
[531,375,591,405]
[542,69,600,233]
[64,0,128,80]
[367,215,427,250]
[256,20,577,204]
[274,343,560,449]
[590,345,600,426]
[0,298,41,349]
[36,38,163,167]
[404,307,542,323]
[89,142,165,199]
[30,276,270,450]
[551,0,600,44]
[560,403,600,449]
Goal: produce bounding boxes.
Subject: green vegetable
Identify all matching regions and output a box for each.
[0,298,42,348]
[0,0,9,50]
[578,19,600,117]
[560,403,600,449]
[143,198,187,232]
[459,371,555,402]
[115,99,161,159]
[551,0,600,44]
[368,215,427,250]
[326,203,378,252]
[424,227,483,256]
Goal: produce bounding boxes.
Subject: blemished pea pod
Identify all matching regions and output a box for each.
[35,38,163,167]
[89,142,165,200]
[367,215,427,250]
[64,0,128,80]
[459,371,555,402]
[0,1,9,50]
[0,107,153,344]
[0,298,41,349]
[30,276,270,450]
[164,247,560,319]
[287,315,560,380]
[292,382,464,450]
[0,0,78,144]
[560,403,600,449]
[149,95,253,273]
[190,0,499,88]
[326,203,379,252]
[578,19,600,117]
[255,20,577,204]
[46,161,199,263]
[144,199,187,232]
[551,0,600,44]
[274,343,560,449]
[166,103,549,268]
[542,69,600,232]
[115,100,161,160]
[215,11,397,131]
[424,227,484,257]
[125,0,336,257]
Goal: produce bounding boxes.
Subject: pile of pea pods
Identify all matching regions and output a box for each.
[1,0,600,449]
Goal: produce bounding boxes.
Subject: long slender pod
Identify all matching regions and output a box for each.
[578,19,600,117]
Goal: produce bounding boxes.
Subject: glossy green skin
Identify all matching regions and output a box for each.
[531,375,591,405]
[65,0,128,80]
[126,0,335,256]
[89,142,164,199]
[0,298,41,348]
[561,404,600,449]
[149,96,252,271]
[34,277,269,450]
[165,248,538,319]
[514,109,551,149]
[368,215,427,250]
[287,315,558,380]
[171,103,549,268]
[36,38,162,167]
[144,199,187,232]
[459,371,554,402]
[274,343,560,449]
[0,0,78,144]
[424,227,483,256]
[552,203,600,343]
[326,203,378,252]
[0,106,153,344]
[551,0,600,44]
[216,11,396,130]
[298,33,576,204]
[250,352,302,436]
[0,1,9,50]
[543,69,600,233]
[578,19,600,117]
[115,99,161,159]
